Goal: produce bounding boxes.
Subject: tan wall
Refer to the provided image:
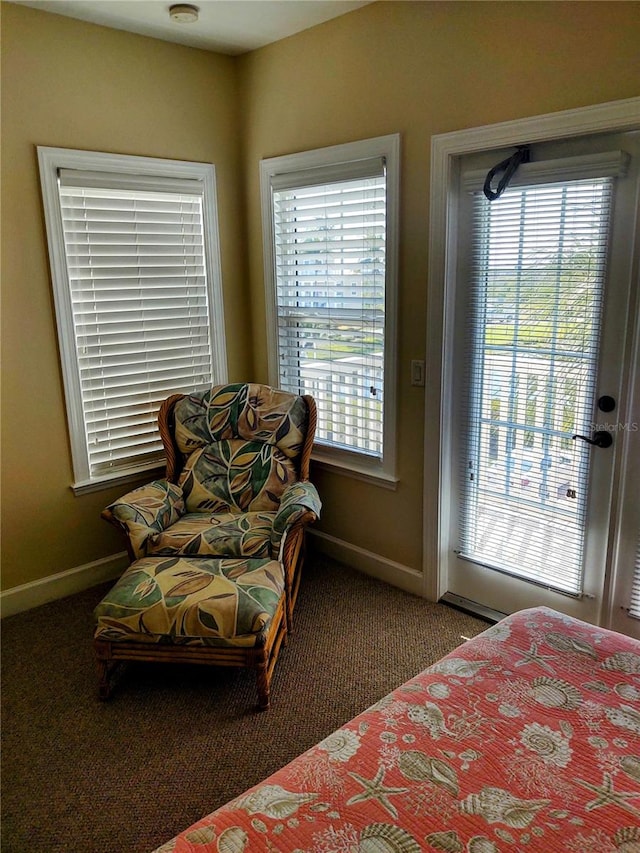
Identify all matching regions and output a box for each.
[2,0,640,595]
[238,0,640,573]
[0,3,250,589]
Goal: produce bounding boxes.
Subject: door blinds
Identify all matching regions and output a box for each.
[459,171,615,595]
[58,170,214,478]
[271,158,386,457]
[629,537,640,619]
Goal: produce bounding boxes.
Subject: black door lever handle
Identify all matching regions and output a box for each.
[572,430,613,448]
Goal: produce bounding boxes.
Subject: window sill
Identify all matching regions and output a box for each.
[71,462,165,496]
[311,448,398,490]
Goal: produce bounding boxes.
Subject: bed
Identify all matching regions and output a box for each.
[153,606,640,852]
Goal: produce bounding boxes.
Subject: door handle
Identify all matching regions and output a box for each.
[572,430,613,448]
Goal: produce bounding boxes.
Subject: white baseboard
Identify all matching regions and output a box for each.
[0,552,128,618]
[1,533,426,618]
[309,529,424,597]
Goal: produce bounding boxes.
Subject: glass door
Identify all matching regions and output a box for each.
[444,132,639,627]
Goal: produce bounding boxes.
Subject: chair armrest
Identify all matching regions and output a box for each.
[102,480,185,559]
[271,481,321,553]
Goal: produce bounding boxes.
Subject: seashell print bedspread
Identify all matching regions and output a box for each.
[153,606,640,853]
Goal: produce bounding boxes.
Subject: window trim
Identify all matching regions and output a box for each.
[38,146,227,494]
[260,134,400,484]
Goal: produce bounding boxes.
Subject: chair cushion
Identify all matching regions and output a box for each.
[94,556,285,648]
[174,383,308,459]
[173,383,309,513]
[106,480,185,559]
[179,440,297,514]
[272,481,323,548]
[146,512,274,559]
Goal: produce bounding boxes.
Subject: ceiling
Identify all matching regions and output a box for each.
[11,0,374,55]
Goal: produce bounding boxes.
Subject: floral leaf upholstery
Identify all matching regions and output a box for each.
[173,384,308,514]
[271,481,322,554]
[178,440,297,514]
[174,383,308,458]
[101,384,320,646]
[146,512,274,559]
[94,556,285,648]
[105,480,185,559]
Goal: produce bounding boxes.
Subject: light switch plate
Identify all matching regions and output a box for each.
[411,359,425,387]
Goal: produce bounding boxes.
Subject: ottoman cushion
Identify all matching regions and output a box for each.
[94,556,285,649]
[145,511,274,559]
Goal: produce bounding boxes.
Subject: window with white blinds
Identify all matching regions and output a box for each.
[38,148,227,492]
[261,136,399,482]
[458,166,618,595]
[629,537,640,620]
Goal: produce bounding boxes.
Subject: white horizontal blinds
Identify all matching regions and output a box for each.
[460,176,614,595]
[628,535,640,619]
[58,171,213,477]
[272,158,386,457]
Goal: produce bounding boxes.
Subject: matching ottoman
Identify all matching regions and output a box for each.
[93,555,287,709]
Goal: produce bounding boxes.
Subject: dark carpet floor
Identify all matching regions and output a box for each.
[1,552,488,853]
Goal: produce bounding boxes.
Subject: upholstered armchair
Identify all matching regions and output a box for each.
[102,383,321,630]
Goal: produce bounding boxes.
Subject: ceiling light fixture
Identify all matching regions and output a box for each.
[169,4,199,23]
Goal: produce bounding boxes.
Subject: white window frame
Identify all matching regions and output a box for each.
[260,134,400,487]
[38,147,227,495]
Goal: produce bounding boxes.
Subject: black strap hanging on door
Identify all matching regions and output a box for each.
[483,145,531,200]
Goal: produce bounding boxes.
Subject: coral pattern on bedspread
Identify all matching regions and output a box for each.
[154,607,640,852]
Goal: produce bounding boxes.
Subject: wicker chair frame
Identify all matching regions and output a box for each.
[94,593,287,710]
[98,388,318,709]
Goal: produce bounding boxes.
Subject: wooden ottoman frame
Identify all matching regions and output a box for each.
[94,590,287,711]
